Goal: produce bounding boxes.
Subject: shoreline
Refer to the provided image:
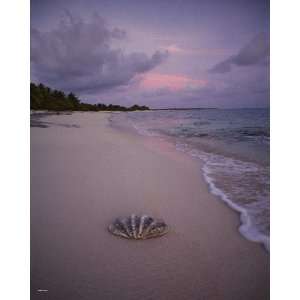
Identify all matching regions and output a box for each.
[109,111,270,251]
[31,112,269,300]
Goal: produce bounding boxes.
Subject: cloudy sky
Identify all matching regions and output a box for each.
[31,0,269,108]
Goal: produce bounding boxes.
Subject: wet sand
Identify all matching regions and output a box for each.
[31,112,269,300]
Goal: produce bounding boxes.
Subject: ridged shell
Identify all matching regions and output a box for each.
[108,214,168,239]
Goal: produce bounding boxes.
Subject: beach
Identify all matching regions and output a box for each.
[31,112,269,300]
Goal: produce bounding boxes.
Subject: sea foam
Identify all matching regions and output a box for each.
[176,143,270,251]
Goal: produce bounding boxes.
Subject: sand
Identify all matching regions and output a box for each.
[31,112,269,300]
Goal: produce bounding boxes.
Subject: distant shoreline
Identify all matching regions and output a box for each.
[151,107,217,111]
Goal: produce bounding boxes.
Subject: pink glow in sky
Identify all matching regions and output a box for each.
[140,73,207,91]
[31,0,269,108]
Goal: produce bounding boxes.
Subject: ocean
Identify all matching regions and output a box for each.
[110,108,270,251]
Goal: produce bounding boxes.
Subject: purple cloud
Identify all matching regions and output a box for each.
[209,33,269,74]
[30,12,169,94]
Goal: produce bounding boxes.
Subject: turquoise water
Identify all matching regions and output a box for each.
[111,109,270,250]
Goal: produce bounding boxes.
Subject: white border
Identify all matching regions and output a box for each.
[0,1,30,299]
[271,0,300,299]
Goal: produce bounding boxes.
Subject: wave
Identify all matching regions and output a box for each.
[110,110,270,251]
[176,143,270,251]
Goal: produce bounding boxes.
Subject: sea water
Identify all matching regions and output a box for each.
[110,109,270,251]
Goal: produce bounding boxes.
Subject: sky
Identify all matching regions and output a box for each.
[31,0,269,108]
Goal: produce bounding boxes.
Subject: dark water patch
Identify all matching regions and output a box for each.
[30,120,49,128]
[237,128,270,137]
[30,112,79,128]
[31,120,80,128]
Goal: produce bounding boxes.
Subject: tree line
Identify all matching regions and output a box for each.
[30,83,150,112]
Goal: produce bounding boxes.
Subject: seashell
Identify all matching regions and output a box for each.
[108,214,168,240]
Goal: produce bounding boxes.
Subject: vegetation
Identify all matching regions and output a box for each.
[30,83,150,112]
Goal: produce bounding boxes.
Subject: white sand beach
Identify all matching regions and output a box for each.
[31,112,269,300]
